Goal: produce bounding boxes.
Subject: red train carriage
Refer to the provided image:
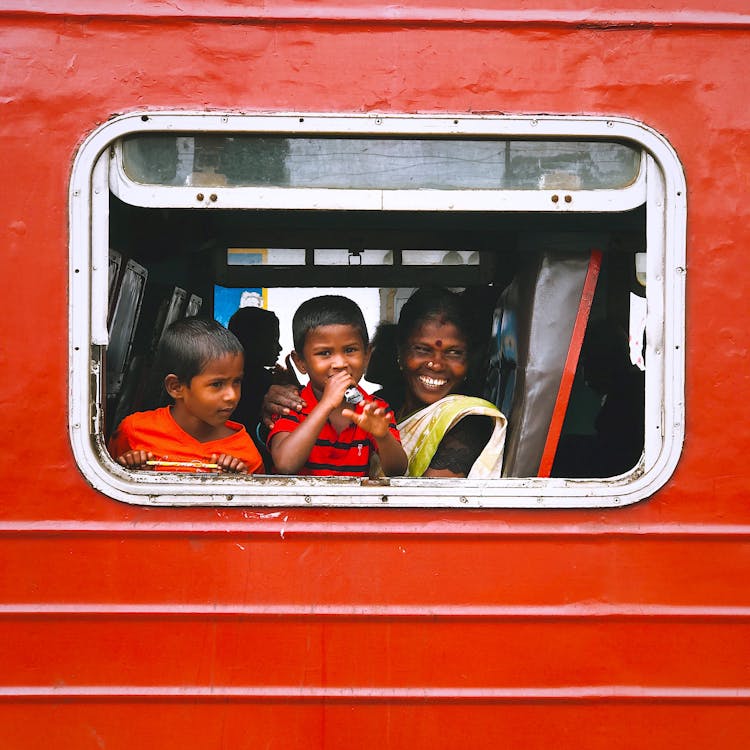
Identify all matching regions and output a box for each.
[1,1,749,747]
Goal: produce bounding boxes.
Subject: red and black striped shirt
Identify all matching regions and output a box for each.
[267,383,400,477]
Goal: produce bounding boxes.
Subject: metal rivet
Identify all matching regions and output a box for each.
[551,194,559,203]
[209,194,217,202]
[196,193,204,202]
[564,195,572,203]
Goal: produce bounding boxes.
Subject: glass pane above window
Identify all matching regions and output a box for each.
[122,135,641,191]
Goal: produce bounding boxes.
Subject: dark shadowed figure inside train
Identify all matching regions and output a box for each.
[227,306,283,452]
[552,319,645,477]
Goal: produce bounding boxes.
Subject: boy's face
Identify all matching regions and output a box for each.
[293,324,370,399]
[167,353,244,434]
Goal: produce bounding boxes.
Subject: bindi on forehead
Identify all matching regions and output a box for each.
[434,339,443,347]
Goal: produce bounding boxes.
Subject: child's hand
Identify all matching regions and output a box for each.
[211,453,250,474]
[319,370,354,410]
[342,401,393,439]
[116,450,154,468]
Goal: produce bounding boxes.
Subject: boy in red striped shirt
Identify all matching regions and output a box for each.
[268,296,407,477]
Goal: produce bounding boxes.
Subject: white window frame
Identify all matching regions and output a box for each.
[69,111,686,508]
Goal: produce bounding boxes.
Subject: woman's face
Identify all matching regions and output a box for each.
[401,319,469,409]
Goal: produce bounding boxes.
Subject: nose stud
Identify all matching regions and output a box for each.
[427,361,434,369]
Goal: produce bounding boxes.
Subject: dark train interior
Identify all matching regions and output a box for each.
[105,194,647,478]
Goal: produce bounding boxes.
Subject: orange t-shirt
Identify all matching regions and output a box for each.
[108,406,264,474]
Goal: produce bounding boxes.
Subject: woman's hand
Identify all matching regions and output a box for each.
[261,383,306,428]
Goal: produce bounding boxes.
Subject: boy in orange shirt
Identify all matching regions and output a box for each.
[108,317,263,474]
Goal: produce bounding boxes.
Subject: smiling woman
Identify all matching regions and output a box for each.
[394,288,472,420]
[385,288,507,477]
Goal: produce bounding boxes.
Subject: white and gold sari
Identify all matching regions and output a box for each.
[397,395,507,478]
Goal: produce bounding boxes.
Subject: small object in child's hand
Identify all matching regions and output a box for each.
[344,386,363,405]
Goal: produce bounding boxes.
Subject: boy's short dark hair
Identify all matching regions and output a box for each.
[292,295,369,352]
[155,317,244,384]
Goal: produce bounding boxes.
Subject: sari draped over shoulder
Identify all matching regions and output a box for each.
[397,395,507,478]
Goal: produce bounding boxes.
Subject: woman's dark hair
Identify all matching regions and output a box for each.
[396,288,473,351]
[155,317,244,384]
[292,295,369,352]
[366,322,400,385]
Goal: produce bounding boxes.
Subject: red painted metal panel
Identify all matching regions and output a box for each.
[1,703,749,750]
[2,615,750,688]
[1,4,750,748]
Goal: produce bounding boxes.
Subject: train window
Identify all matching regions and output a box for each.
[69,113,685,508]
